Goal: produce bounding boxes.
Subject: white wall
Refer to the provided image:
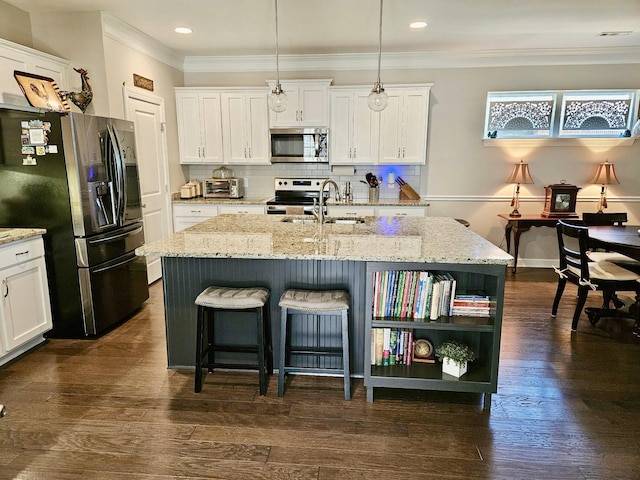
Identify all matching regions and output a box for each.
[0,1,31,47]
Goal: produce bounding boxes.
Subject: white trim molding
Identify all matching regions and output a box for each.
[101,13,183,70]
[184,47,640,74]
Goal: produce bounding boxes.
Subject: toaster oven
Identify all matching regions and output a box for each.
[203,178,244,198]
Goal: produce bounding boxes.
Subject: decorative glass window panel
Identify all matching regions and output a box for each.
[559,90,636,137]
[485,92,556,139]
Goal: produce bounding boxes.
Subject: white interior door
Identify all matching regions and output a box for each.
[123,87,170,284]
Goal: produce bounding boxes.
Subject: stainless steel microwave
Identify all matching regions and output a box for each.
[269,128,328,163]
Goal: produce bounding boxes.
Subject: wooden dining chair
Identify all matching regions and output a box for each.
[582,212,628,226]
[551,220,640,331]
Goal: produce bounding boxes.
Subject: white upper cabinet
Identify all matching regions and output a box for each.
[268,80,331,128]
[0,38,69,108]
[221,89,269,165]
[330,88,378,164]
[379,86,430,165]
[175,89,224,164]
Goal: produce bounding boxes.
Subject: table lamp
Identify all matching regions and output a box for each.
[506,159,534,217]
[590,160,619,213]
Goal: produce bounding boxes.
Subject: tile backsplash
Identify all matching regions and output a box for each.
[187,164,422,201]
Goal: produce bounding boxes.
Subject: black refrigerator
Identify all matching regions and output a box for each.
[0,106,149,337]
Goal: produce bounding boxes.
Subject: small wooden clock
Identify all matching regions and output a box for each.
[412,338,435,363]
[541,183,580,218]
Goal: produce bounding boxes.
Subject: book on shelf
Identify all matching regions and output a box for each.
[372,269,468,321]
[371,328,416,366]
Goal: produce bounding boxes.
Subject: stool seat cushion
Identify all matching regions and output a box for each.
[195,286,269,309]
[278,289,349,311]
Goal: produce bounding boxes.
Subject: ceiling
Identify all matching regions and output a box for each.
[5,0,640,60]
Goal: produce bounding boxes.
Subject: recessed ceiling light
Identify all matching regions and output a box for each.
[409,21,427,29]
[175,27,192,34]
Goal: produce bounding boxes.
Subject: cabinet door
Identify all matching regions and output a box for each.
[218,205,265,215]
[329,92,354,164]
[176,92,204,163]
[268,82,329,127]
[269,84,300,127]
[299,86,328,126]
[200,93,224,163]
[378,94,403,164]
[379,88,429,165]
[400,89,428,164]
[352,93,378,164]
[0,258,52,352]
[221,93,249,164]
[173,204,218,232]
[376,206,425,217]
[327,205,376,217]
[245,93,270,164]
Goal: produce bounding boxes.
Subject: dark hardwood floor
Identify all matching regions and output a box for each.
[1,268,640,479]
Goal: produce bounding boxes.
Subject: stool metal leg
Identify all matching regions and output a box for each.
[256,306,267,396]
[264,305,274,375]
[278,306,288,397]
[341,309,351,400]
[194,305,205,393]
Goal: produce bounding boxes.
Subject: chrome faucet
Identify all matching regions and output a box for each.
[315,178,342,225]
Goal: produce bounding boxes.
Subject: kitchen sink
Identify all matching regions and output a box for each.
[280,216,317,224]
[324,217,365,224]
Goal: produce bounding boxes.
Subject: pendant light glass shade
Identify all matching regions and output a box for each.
[368,0,388,112]
[269,0,287,113]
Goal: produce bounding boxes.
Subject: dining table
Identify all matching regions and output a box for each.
[588,225,640,261]
[587,225,640,334]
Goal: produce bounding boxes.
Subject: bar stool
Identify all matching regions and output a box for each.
[194,286,272,395]
[278,289,351,400]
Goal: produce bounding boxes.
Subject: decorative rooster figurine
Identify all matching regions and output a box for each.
[61,68,93,113]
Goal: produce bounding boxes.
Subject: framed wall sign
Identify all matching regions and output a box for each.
[13,70,69,112]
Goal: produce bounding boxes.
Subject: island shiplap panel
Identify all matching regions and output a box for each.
[161,257,366,374]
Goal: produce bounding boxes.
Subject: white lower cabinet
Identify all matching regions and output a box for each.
[0,236,52,364]
[376,206,426,217]
[327,205,376,217]
[328,205,426,217]
[173,204,218,232]
[217,205,265,215]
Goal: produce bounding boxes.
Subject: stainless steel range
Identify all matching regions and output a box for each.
[266,177,331,215]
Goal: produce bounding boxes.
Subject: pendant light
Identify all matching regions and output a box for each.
[269,0,288,113]
[368,0,388,112]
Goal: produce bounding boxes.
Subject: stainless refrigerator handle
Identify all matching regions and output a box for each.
[107,124,126,225]
[88,226,144,245]
[92,253,138,274]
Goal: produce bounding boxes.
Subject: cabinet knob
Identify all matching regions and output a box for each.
[2,279,7,298]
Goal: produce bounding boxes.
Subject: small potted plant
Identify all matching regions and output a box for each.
[435,340,475,378]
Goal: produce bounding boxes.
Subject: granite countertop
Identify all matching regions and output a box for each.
[172,196,429,207]
[0,228,47,246]
[137,215,512,265]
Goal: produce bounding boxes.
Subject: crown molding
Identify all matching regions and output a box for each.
[93,15,640,74]
[101,13,183,71]
[183,47,640,73]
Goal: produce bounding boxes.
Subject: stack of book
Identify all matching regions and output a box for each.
[370,328,414,366]
[450,295,491,317]
[372,270,457,320]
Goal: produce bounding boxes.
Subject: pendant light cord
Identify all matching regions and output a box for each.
[275,0,281,88]
[375,0,383,86]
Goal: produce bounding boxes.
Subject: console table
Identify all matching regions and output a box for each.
[498,214,562,273]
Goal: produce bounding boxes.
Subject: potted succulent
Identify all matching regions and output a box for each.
[435,340,475,378]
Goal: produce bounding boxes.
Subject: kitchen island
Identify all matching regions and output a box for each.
[137,215,512,404]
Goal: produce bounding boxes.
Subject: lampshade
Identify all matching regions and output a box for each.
[506,159,534,185]
[590,160,619,185]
